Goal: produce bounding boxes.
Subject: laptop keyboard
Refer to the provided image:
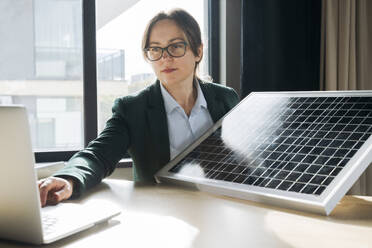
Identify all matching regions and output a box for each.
[42,214,58,235]
[39,201,120,242]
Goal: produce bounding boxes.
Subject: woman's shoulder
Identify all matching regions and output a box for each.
[112,82,159,113]
[199,79,239,100]
[115,82,158,104]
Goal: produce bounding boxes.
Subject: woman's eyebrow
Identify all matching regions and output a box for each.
[168,37,185,43]
[148,41,161,46]
[149,37,185,46]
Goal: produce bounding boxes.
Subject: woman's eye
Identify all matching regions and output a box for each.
[170,44,181,49]
[150,47,161,52]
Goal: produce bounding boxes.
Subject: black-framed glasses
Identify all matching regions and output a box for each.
[144,42,187,61]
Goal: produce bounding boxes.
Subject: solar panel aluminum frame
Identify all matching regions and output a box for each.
[155,91,372,215]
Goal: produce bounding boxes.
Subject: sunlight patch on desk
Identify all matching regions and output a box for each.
[109,212,199,248]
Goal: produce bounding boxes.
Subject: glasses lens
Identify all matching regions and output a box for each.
[167,43,186,57]
[145,42,186,61]
[146,47,162,61]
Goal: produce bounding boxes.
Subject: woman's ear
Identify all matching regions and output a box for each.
[196,44,203,62]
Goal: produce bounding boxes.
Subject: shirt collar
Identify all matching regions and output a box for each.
[194,79,208,110]
[160,79,208,115]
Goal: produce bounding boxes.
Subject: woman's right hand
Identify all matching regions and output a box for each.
[38,177,74,207]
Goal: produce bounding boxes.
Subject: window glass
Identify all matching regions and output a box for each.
[0,0,83,151]
[96,0,209,132]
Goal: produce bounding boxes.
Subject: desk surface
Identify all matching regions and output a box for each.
[2,168,372,248]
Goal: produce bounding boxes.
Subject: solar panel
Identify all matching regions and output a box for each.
[155,91,372,215]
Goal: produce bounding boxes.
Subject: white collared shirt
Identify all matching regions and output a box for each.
[160,81,214,160]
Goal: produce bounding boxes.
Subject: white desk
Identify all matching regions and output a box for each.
[1,168,372,248]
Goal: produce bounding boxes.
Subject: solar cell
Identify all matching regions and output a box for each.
[156,92,372,215]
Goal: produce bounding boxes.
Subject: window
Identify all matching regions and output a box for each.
[0,0,84,153]
[0,0,212,162]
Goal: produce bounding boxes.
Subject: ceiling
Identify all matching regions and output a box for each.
[96,0,139,29]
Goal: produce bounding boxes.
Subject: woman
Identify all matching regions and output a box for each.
[38,9,239,207]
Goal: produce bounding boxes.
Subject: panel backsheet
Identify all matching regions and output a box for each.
[169,96,372,196]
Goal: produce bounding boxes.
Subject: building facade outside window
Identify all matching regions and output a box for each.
[0,0,84,151]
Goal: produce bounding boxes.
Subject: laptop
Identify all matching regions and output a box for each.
[0,105,121,244]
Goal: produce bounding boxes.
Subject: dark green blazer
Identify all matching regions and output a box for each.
[54,80,239,196]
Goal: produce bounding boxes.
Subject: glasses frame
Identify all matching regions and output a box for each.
[144,41,188,61]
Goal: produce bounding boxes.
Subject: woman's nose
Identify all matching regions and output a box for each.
[161,50,172,60]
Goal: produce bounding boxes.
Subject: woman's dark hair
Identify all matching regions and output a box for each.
[142,9,203,72]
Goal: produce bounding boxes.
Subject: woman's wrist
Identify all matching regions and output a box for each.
[67,178,75,193]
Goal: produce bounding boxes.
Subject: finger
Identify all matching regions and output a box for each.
[46,186,71,206]
[37,179,44,188]
[39,179,54,207]
[39,178,65,207]
[53,183,73,203]
[45,192,60,206]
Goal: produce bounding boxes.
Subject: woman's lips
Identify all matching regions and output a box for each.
[162,68,177,73]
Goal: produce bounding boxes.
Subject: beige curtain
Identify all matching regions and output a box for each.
[320,0,372,195]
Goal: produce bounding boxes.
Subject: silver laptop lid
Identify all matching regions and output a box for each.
[0,105,44,244]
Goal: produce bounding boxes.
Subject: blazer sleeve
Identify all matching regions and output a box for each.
[53,98,131,197]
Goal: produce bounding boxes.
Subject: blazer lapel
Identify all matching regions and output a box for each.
[146,81,170,165]
[200,81,225,123]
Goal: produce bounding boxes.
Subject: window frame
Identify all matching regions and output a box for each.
[208,0,220,83]
[36,0,219,163]
[36,0,97,162]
